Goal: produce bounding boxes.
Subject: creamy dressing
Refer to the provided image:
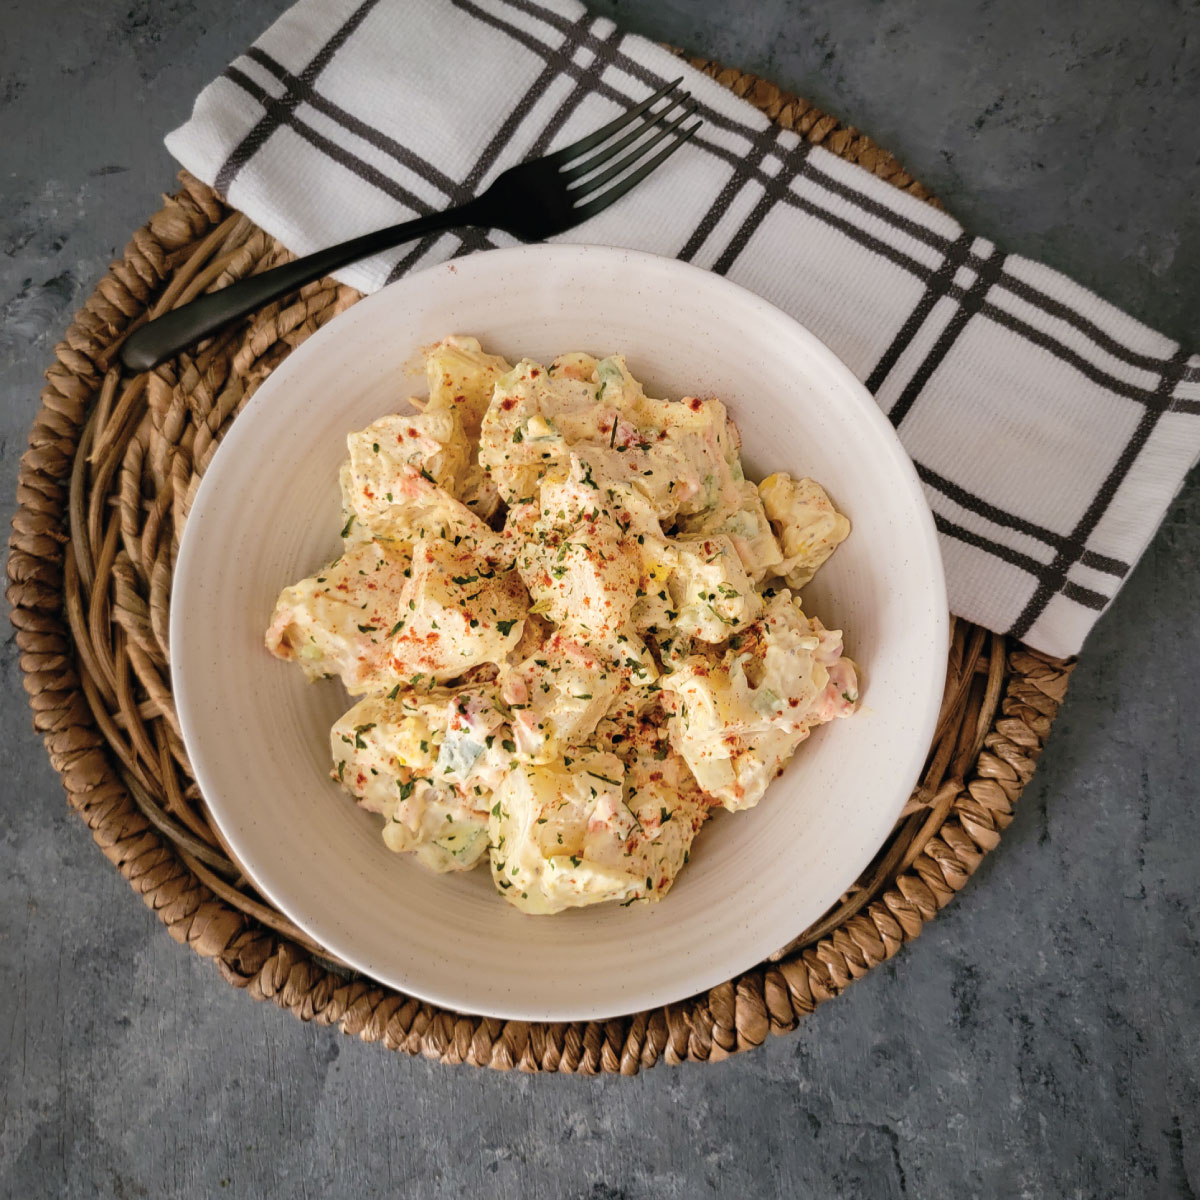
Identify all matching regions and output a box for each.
[266,336,858,911]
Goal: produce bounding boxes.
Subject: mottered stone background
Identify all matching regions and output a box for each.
[2,1,1197,1196]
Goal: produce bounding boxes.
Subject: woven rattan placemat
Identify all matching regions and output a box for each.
[7,58,1073,1072]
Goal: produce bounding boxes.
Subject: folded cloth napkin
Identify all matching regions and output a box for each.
[165,0,1200,659]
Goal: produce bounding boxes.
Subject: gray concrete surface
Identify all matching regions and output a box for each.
[2,1,1197,1196]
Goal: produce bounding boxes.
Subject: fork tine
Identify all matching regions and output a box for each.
[560,93,692,183]
[541,77,683,167]
[572,121,702,221]
[567,100,697,194]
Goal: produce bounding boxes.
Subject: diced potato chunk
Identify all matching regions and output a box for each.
[331,689,503,872]
[662,592,856,810]
[665,533,762,642]
[348,409,468,507]
[478,360,596,504]
[424,335,512,438]
[499,631,622,763]
[391,539,527,682]
[516,458,639,639]
[676,479,784,582]
[340,456,501,555]
[487,735,710,914]
[759,473,850,588]
[265,539,409,694]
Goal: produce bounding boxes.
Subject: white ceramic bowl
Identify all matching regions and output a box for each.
[171,243,947,1022]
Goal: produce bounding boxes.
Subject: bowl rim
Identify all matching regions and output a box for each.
[171,241,948,1021]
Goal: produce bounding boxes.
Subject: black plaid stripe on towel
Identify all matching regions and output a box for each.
[166,0,1200,658]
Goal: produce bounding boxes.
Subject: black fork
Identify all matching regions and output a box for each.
[120,79,701,371]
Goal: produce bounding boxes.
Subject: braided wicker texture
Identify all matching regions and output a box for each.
[7,60,1073,1072]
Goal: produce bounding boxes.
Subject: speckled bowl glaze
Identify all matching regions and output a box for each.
[170,243,947,1022]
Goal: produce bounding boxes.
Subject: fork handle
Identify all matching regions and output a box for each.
[119,201,483,372]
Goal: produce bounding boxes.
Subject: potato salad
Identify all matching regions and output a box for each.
[266,337,858,914]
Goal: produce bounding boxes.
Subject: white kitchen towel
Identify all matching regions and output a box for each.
[165,0,1200,659]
